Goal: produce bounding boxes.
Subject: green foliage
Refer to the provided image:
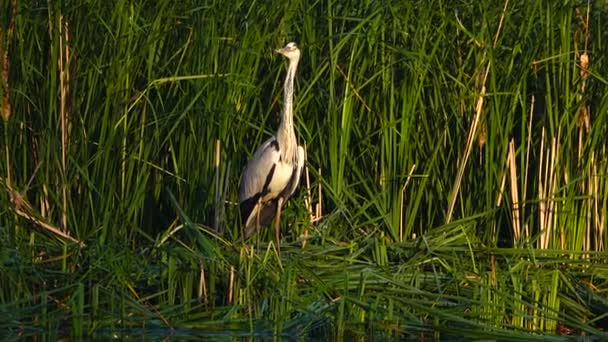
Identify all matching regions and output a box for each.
[1,0,607,339]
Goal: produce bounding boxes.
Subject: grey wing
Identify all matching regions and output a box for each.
[238,136,280,203]
[280,145,305,200]
[239,137,281,236]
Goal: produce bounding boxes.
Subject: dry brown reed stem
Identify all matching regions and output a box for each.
[538,129,559,250]
[494,140,520,244]
[574,3,593,254]
[199,265,208,304]
[1,0,16,122]
[228,265,235,305]
[538,129,546,248]
[446,76,487,223]
[1,0,17,198]
[298,145,322,248]
[496,162,507,208]
[492,143,509,247]
[592,158,605,250]
[446,0,510,223]
[214,139,221,231]
[317,167,322,221]
[1,34,10,123]
[303,144,312,248]
[58,16,71,233]
[575,4,590,141]
[507,141,521,241]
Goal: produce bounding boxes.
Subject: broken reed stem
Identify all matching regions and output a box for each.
[4,184,84,246]
[4,181,84,246]
[336,64,372,113]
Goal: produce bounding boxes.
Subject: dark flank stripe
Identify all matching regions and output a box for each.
[240,194,260,232]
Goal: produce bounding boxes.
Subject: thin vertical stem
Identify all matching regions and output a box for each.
[59,16,70,233]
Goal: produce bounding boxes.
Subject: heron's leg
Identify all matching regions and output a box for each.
[274,197,284,253]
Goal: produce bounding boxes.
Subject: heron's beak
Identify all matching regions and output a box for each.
[276,48,285,55]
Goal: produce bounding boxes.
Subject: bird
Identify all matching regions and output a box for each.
[238,42,305,252]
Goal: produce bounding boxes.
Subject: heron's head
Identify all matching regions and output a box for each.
[276,42,300,61]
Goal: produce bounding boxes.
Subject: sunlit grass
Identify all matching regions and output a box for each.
[1,0,607,339]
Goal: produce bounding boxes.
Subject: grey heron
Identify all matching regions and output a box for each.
[238,42,305,251]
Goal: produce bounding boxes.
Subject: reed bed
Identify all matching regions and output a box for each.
[1,0,607,339]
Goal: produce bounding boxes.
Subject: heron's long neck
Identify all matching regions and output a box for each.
[277,57,299,161]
